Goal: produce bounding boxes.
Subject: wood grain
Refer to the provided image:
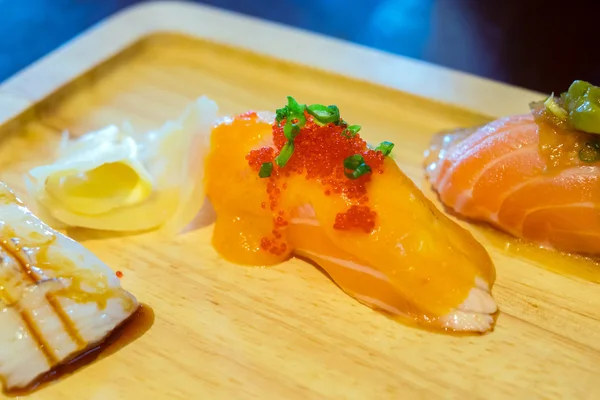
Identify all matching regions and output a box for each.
[1,33,600,400]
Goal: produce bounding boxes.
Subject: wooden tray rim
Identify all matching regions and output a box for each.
[0,0,544,128]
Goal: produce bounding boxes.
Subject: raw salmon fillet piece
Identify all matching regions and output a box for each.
[425,114,600,255]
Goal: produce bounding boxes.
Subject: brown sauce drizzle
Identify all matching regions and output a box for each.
[0,239,60,366]
[47,295,87,349]
[4,303,154,397]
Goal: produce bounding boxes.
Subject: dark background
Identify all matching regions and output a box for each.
[1,0,598,93]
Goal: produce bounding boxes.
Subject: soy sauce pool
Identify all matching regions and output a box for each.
[5,303,154,397]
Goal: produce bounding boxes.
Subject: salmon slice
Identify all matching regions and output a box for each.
[425,114,600,255]
[289,212,497,332]
[0,182,138,391]
[204,110,498,334]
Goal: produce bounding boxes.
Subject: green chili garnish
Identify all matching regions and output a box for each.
[342,125,361,138]
[258,162,273,178]
[375,141,395,156]
[275,141,295,168]
[343,154,372,179]
[544,93,568,120]
[560,80,600,134]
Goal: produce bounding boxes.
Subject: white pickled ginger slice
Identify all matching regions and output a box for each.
[30,125,154,216]
[25,96,219,235]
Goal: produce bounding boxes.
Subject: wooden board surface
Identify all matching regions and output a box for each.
[2,4,600,400]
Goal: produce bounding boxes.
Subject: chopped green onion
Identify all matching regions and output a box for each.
[345,163,372,180]
[272,97,308,170]
[275,106,288,124]
[544,93,568,120]
[344,154,364,170]
[342,125,361,138]
[307,104,340,124]
[579,142,600,163]
[287,96,304,113]
[258,162,273,178]
[282,96,307,141]
[275,142,295,167]
[328,105,341,125]
[276,96,307,126]
[286,96,306,124]
[343,154,372,179]
[375,141,395,156]
[284,122,301,141]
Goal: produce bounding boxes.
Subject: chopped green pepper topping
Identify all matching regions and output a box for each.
[343,154,372,179]
[561,80,600,134]
[375,141,395,156]
[259,162,273,178]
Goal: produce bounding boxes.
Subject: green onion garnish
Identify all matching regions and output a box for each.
[327,105,340,121]
[284,122,301,141]
[544,93,568,120]
[286,96,306,124]
[272,96,307,170]
[259,162,273,178]
[275,142,295,167]
[579,142,600,163]
[342,125,361,138]
[276,97,307,125]
[375,141,395,156]
[307,104,340,124]
[343,154,372,179]
[275,106,289,124]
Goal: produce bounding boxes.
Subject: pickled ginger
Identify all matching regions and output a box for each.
[25,96,218,235]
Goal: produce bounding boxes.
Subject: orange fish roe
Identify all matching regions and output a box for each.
[116,271,123,278]
[246,111,386,253]
[238,110,259,120]
[334,205,377,233]
[246,147,275,171]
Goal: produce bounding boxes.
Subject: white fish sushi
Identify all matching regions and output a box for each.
[0,182,138,391]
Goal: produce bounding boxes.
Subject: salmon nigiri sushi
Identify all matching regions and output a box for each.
[203,97,497,333]
[425,80,600,256]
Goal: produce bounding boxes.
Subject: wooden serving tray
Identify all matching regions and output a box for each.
[1,2,599,399]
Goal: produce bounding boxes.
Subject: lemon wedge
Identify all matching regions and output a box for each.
[25,96,219,234]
